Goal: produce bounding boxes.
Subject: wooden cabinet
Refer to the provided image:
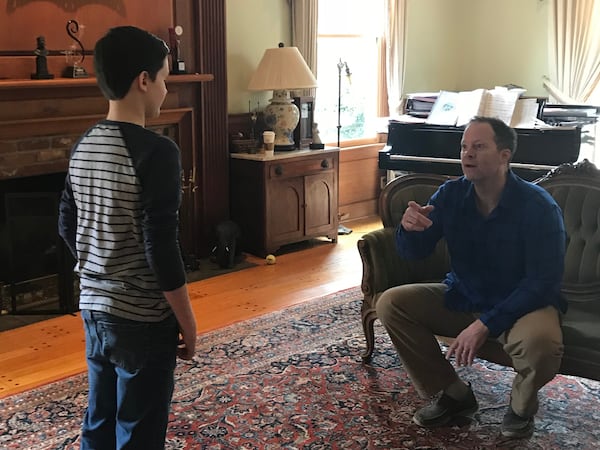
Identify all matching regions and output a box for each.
[230,149,339,257]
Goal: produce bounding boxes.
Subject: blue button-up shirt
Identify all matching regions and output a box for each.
[396,171,566,337]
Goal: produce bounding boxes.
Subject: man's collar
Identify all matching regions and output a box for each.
[461,170,517,211]
[497,170,519,209]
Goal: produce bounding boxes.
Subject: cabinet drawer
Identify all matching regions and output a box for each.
[269,156,335,179]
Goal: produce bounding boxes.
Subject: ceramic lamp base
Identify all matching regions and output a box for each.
[264,90,299,151]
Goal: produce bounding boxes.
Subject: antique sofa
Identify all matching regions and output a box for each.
[357,160,600,381]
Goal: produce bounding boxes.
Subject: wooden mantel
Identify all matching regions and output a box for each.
[0,73,214,107]
[0,73,214,162]
[0,74,215,151]
[0,73,214,90]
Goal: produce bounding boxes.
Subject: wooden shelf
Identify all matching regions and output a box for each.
[0,73,214,90]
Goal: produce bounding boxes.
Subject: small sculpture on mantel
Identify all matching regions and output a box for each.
[31,35,54,80]
[309,122,325,150]
[312,122,322,144]
[62,19,88,78]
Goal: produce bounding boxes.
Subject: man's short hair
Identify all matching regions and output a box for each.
[94,26,169,100]
[469,116,518,159]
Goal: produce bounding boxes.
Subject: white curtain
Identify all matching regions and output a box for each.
[376,35,389,117]
[384,0,407,116]
[291,0,318,98]
[544,0,600,103]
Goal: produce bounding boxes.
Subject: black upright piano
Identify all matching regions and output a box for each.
[380,121,582,181]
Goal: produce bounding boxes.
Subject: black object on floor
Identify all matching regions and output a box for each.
[338,224,353,235]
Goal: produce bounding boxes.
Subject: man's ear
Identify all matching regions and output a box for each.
[500,148,512,164]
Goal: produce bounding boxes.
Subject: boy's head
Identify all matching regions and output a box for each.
[94,26,169,100]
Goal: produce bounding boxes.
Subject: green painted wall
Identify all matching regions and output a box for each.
[404,0,549,95]
[226,0,291,114]
[226,0,550,113]
[403,0,463,93]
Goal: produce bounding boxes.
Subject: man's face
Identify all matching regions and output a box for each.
[460,122,511,182]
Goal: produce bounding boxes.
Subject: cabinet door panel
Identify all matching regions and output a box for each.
[267,177,304,242]
[305,172,337,235]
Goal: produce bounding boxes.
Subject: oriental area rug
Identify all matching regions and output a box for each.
[1,286,600,449]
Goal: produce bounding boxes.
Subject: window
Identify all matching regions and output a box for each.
[315,0,385,145]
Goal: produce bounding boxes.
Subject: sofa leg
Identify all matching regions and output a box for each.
[361,310,377,361]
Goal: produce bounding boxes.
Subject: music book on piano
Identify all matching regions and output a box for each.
[424,90,461,126]
[425,87,535,128]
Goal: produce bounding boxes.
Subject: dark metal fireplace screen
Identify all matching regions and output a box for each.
[1,183,77,315]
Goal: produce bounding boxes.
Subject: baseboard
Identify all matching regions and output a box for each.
[339,199,378,222]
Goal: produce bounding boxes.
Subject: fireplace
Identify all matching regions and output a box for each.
[0,106,199,316]
[0,173,77,314]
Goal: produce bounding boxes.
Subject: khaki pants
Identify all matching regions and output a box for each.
[375,283,564,417]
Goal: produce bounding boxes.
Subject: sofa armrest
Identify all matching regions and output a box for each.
[357,227,451,361]
[358,227,451,298]
[358,228,413,298]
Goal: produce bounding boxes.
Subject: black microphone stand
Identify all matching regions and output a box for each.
[337,59,344,148]
[336,58,353,235]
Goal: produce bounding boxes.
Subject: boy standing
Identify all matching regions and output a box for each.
[58,26,197,449]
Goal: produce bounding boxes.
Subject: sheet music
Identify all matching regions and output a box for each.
[456,89,486,126]
[481,89,520,126]
[424,87,526,127]
[510,98,539,128]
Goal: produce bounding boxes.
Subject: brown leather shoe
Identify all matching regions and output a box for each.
[413,385,478,427]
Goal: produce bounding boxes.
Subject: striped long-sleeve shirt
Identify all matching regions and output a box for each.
[59,120,186,322]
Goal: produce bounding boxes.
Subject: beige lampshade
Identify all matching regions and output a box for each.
[248,44,317,91]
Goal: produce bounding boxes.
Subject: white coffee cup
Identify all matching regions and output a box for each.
[263,130,275,143]
[263,131,275,153]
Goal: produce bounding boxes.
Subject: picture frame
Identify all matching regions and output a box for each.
[293,96,314,149]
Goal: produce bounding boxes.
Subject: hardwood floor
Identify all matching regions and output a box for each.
[0,216,382,398]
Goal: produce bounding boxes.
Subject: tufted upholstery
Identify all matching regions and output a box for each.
[357,160,600,381]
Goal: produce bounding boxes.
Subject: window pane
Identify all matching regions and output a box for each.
[318,0,382,36]
[315,0,384,144]
[315,36,378,144]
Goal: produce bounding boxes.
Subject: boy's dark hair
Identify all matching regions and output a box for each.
[94,26,169,100]
[469,116,518,160]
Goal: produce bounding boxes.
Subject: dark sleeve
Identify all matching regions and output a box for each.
[138,137,187,291]
[58,174,77,258]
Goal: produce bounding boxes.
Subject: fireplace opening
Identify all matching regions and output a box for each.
[0,173,77,315]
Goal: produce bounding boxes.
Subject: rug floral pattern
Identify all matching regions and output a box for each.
[1,286,600,449]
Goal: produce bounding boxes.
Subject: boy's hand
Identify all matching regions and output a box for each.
[163,285,197,361]
[177,327,196,360]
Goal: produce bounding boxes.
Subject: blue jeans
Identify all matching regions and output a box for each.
[80,310,179,450]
